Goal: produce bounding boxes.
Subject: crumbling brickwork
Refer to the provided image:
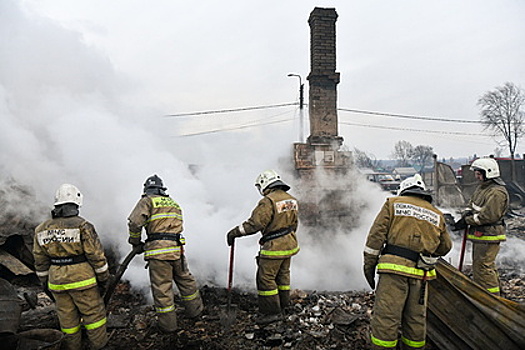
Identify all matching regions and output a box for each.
[307,7,342,145]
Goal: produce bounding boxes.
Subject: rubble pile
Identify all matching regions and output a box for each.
[14,273,523,350]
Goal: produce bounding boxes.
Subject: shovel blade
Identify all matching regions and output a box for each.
[219,304,238,330]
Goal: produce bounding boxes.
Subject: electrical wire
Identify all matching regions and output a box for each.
[339,121,484,136]
[166,102,490,137]
[177,110,295,137]
[165,102,298,118]
[338,108,481,124]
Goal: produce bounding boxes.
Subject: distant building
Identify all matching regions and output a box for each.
[392,167,417,180]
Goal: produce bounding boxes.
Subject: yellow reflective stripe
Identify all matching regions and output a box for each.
[62,324,81,334]
[371,335,398,347]
[156,305,175,313]
[467,234,506,241]
[146,213,182,223]
[144,247,181,257]
[377,263,437,278]
[487,286,500,293]
[181,290,199,301]
[278,285,290,290]
[401,336,425,348]
[258,289,278,296]
[49,277,97,291]
[260,246,300,256]
[129,231,141,238]
[85,317,107,330]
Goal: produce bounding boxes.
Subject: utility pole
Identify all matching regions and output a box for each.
[288,73,305,142]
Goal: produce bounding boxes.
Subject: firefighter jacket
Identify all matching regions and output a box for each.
[465,179,509,243]
[128,194,184,261]
[364,195,452,280]
[235,189,299,259]
[33,216,109,293]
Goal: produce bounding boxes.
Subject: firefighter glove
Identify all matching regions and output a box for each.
[128,236,144,247]
[39,276,49,290]
[97,269,110,284]
[227,227,242,246]
[363,264,376,290]
[132,242,145,254]
[453,217,467,231]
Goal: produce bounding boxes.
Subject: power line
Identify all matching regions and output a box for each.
[340,121,485,136]
[178,117,293,137]
[165,103,482,125]
[165,102,298,118]
[338,108,481,124]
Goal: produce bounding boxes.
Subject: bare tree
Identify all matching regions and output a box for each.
[478,82,525,180]
[353,147,382,170]
[411,145,434,172]
[392,140,414,167]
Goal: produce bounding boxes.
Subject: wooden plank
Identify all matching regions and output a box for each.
[0,248,33,275]
[427,259,525,350]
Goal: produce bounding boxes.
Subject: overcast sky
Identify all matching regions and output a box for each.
[20,0,525,160]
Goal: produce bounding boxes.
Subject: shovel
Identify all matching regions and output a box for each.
[103,244,144,305]
[219,241,238,330]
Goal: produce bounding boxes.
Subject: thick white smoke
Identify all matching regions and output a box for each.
[1,1,390,297]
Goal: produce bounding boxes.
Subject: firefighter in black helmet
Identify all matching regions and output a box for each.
[127,175,204,333]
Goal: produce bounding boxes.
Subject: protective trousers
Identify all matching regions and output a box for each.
[148,258,204,332]
[256,257,291,315]
[54,287,107,350]
[370,274,427,350]
[472,242,501,295]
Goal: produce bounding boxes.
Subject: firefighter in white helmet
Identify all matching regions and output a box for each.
[226,170,299,325]
[127,175,204,333]
[452,157,509,295]
[364,174,452,349]
[33,184,109,350]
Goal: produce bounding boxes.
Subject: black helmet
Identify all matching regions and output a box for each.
[144,175,166,191]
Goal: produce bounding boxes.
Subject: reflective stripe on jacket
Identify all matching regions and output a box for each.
[239,189,299,259]
[364,195,452,280]
[127,194,183,260]
[33,216,108,292]
[465,180,508,243]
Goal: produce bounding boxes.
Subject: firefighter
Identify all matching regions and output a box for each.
[453,158,509,295]
[127,175,203,333]
[363,174,452,350]
[33,184,109,350]
[226,170,299,325]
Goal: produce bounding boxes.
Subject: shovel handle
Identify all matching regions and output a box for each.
[458,227,468,272]
[227,241,235,292]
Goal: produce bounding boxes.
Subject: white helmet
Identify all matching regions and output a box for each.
[54,184,83,206]
[397,174,426,196]
[255,170,290,195]
[470,158,500,179]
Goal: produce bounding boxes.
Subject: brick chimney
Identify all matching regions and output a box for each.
[294,7,349,171]
[307,7,343,146]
